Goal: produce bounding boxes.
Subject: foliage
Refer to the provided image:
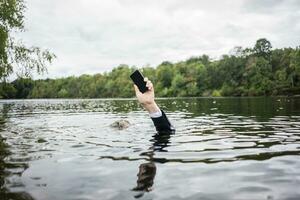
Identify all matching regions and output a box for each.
[1,38,300,98]
[0,0,55,81]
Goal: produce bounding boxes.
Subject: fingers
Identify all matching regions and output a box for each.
[144,77,153,91]
[146,80,153,90]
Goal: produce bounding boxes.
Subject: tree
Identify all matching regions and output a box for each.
[11,77,33,98]
[288,47,300,87]
[156,62,174,88]
[253,38,272,59]
[170,74,185,96]
[0,82,16,98]
[58,88,69,98]
[1,38,299,99]
[0,0,55,81]
[246,57,273,95]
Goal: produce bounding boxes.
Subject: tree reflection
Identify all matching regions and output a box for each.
[132,134,171,198]
[0,104,35,200]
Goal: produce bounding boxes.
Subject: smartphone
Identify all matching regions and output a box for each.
[130,70,148,93]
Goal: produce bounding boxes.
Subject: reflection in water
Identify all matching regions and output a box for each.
[133,163,156,195]
[0,104,34,200]
[0,98,299,200]
[133,134,171,198]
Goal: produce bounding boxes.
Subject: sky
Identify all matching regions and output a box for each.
[19,0,300,78]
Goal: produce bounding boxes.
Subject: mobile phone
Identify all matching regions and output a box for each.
[130,70,148,93]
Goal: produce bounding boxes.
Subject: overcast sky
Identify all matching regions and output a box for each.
[19,0,300,78]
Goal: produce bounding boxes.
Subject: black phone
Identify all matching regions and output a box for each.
[130,70,148,93]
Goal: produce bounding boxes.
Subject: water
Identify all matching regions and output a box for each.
[0,97,300,200]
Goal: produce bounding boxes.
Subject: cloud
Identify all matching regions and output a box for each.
[17,0,300,78]
[242,0,300,14]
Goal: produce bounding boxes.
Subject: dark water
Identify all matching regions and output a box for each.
[0,97,300,200]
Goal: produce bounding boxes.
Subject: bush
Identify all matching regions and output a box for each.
[212,90,221,97]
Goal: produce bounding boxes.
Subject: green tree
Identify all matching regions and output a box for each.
[0,0,55,81]
[12,77,33,98]
[253,38,272,59]
[0,82,16,98]
[2,38,300,99]
[246,57,273,95]
[156,62,174,88]
[170,74,185,96]
[58,88,69,98]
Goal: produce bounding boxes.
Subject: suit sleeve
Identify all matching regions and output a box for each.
[151,110,175,134]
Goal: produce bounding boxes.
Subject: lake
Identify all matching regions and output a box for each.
[0,97,300,200]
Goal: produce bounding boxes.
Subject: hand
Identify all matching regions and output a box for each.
[134,77,160,114]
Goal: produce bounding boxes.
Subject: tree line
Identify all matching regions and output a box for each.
[1,38,300,98]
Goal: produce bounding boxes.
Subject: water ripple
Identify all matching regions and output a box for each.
[0,98,300,200]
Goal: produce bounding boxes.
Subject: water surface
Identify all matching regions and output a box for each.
[0,97,300,200]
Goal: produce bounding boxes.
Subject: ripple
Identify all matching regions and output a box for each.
[1,98,300,200]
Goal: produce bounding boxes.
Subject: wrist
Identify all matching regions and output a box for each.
[142,101,160,114]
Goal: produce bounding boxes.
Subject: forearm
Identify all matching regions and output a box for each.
[142,101,160,114]
[141,101,175,134]
[150,110,175,134]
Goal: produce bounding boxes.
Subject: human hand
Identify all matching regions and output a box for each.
[134,77,160,113]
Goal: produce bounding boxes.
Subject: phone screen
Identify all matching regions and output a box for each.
[130,70,148,93]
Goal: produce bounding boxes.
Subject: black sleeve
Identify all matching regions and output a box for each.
[151,110,175,134]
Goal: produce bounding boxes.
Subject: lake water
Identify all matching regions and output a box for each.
[0,97,300,200]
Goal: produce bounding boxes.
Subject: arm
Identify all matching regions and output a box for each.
[134,78,175,134]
